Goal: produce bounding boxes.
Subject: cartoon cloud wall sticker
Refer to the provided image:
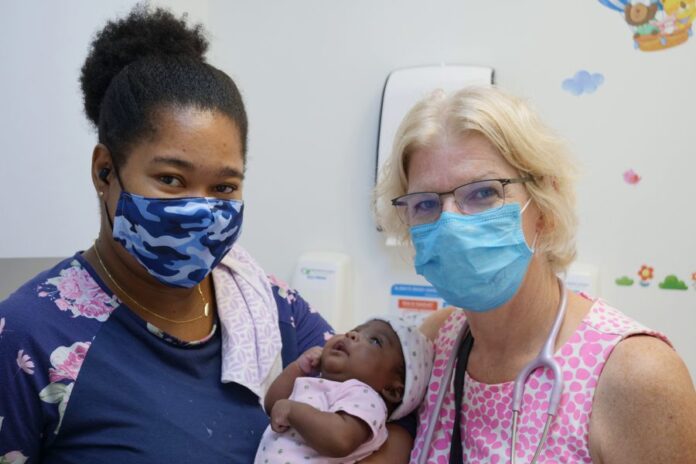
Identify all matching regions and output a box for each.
[562,71,605,95]
[598,0,695,51]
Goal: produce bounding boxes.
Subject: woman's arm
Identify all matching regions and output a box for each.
[357,423,413,463]
[271,399,371,458]
[589,335,696,463]
[270,277,334,354]
[0,349,42,463]
[0,304,50,463]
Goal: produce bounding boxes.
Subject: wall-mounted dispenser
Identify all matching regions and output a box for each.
[375,65,494,245]
[562,262,600,296]
[291,252,352,332]
[376,65,494,183]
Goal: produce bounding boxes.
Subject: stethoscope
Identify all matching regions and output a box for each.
[417,278,568,464]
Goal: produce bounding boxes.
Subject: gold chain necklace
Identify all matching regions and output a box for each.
[93,241,210,324]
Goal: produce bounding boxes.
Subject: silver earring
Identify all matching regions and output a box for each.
[98,191,104,197]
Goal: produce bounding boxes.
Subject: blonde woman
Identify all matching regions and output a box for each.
[374,87,696,463]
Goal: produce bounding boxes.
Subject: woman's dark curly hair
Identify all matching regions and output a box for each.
[80,4,248,169]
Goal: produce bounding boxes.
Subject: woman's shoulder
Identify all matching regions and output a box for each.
[267,274,303,314]
[419,307,460,342]
[0,253,120,396]
[581,296,670,342]
[218,246,322,322]
[0,254,118,336]
[590,296,683,392]
[266,274,334,353]
[590,333,696,461]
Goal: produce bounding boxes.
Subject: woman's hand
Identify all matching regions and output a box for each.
[297,346,323,375]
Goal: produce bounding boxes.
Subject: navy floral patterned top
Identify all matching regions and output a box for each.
[0,253,333,463]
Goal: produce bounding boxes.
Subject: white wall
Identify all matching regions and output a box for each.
[0,1,139,258]
[2,1,694,378]
[0,0,209,259]
[205,0,695,370]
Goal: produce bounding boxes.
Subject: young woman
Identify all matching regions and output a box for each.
[0,7,339,463]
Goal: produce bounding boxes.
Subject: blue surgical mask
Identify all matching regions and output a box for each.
[410,201,533,312]
[111,191,244,288]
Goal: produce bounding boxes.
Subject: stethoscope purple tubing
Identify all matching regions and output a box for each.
[417,278,568,464]
[512,280,567,415]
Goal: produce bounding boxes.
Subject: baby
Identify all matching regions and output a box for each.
[254,316,434,463]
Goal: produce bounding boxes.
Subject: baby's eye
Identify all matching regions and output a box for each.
[369,337,383,347]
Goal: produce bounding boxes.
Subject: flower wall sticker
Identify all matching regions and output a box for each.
[637,264,654,286]
[598,0,696,52]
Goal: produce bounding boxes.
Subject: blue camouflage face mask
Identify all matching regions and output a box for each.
[410,201,533,312]
[111,191,244,288]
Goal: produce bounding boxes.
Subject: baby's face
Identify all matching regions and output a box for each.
[321,320,405,393]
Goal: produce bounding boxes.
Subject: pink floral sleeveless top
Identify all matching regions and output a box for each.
[410,298,670,463]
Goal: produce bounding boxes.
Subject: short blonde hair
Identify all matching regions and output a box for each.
[373,86,578,273]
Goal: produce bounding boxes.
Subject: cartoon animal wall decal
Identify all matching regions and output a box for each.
[598,0,695,51]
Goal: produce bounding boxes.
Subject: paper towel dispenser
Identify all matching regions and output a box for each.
[375,65,494,185]
[375,65,494,245]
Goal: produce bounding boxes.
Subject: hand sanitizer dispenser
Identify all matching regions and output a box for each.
[291,252,352,332]
[562,262,600,296]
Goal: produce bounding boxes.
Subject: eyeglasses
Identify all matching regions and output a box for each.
[391,177,532,226]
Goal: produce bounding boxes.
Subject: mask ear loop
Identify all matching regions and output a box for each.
[520,198,533,214]
[100,148,127,232]
[520,198,539,253]
[529,232,539,253]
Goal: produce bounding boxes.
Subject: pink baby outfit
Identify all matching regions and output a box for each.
[410,298,670,463]
[254,378,388,464]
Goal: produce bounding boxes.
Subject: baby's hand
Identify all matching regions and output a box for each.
[270,399,293,433]
[296,346,323,375]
